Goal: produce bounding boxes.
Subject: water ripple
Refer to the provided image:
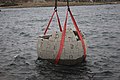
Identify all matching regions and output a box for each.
[0,4,120,80]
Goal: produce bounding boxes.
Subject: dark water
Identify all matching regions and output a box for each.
[0,4,120,80]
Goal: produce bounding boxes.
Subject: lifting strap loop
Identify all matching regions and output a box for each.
[55,10,86,64]
[44,0,62,35]
[68,9,86,59]
[55,0,86,64]
[55,10,68,64]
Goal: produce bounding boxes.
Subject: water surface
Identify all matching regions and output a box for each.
[0,4,120,80]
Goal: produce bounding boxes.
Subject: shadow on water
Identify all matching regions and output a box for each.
[27,59,95,80]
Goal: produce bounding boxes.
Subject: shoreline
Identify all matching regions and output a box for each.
[0,1,120,8]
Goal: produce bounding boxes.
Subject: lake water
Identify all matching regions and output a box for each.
[0,4,120,80]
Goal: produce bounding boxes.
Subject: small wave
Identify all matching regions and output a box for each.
[102,31,109,35]
[117,48,120,51]
[15,19,48,24]
[101,71,113,76]
[0,71,6,77]
[13,55,30,66]
[26,75,38,80]
[110,55,119,59]
[109,36,116,39]
[0,48,6,52]
[19,32,31,37]
[103,44,110,47]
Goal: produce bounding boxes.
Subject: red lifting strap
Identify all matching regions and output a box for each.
[56,11,62,32]
[69,9,86,59]
[44,10,62,35]
[55,11,68,64]
[44,10,55,35]
[55,9,86,64]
